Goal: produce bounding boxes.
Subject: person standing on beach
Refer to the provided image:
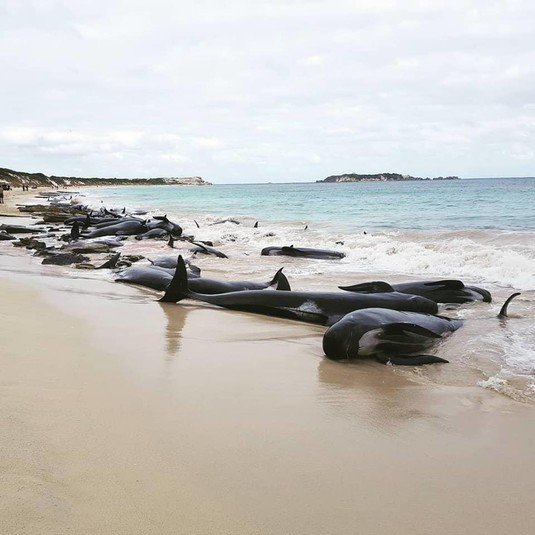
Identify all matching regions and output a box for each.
[0,188,4,204]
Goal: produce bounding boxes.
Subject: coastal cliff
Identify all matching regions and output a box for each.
[317,173,459,183]
[0,167,211,188]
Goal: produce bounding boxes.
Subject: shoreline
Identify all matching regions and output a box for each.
[1,253,535,534]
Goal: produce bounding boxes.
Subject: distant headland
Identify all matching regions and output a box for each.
[0,167,211,188]
[317,173,459,183]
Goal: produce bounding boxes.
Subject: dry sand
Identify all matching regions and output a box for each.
[1,252,535,534]
[0,188,48,217]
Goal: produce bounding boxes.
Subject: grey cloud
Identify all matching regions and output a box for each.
[0,0,534,181]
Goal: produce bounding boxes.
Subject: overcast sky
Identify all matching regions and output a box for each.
[1,1,534,182]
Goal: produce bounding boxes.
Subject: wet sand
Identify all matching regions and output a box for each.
[1,252,535,534]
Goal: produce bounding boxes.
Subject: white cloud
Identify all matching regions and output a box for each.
[0,0,534,181]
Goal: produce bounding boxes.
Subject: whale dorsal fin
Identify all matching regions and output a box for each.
[98,252,121,270]
[499,292,521,317]
[275,272,291,291]
[424,280,465,290]
[338,281,394,293]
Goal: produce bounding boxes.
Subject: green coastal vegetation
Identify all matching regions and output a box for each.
[317,173,459,183]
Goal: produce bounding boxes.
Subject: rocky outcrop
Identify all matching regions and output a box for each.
[0,167,211,188]
[317,173,459,183]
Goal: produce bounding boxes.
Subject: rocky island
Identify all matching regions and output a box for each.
[0,167,211,188]
[317,173,459,183]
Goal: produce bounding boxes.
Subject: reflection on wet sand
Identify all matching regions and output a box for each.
[158,302,189,358]
[316,359,443,429]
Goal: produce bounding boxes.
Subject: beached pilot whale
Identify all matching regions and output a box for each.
[146,215,183,236]
[261,245,345,259]
[322,293,520,365]
[82,220,148,238]
[190,242,228,258]
[116,264,288,294]
[135,228,169,240]
[115,265,200,291]
[188,268,289,294]
[160,256,438,325]
[148,255,201,275]
[323,309,462,365]
[338,279,492,304]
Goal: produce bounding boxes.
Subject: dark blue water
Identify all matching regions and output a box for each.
[87,178,535,232]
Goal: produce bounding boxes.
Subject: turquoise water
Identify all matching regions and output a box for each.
[86,178,535,232]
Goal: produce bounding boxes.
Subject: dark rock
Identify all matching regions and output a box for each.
[0,224,42,234]
[42,253,89,266]
[64,243,112,254]
[122,255,145,263]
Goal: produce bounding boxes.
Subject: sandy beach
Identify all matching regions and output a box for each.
[0,188,45,217]
[1,247,535,534]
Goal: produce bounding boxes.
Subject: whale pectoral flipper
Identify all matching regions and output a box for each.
[376,354,449,365]
[338,281,394,293]
[381,323,443,339]
[424,280,465,290]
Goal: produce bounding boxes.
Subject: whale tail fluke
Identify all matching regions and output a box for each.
[499,292,521,317]
[160,255,190,303]
[376,354,449,366]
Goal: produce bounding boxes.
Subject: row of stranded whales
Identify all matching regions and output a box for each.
[159,256,438,324]
[153,256,520,366]
[2,196,522,366]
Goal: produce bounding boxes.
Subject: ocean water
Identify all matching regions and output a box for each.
[86,177,535,232]
[79,178,535,400]
[84,178,535,290]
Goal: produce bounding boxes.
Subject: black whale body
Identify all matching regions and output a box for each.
[323,308,463,364]
[339,279,492,304]
[116,265,285,294]
[160,256,438,326]
[261,245,345,259]
[82,220,148,238]
[190,242,228,258]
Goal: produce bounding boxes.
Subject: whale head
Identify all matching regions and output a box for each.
[322,309,451,362]
[322,313,370,360]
